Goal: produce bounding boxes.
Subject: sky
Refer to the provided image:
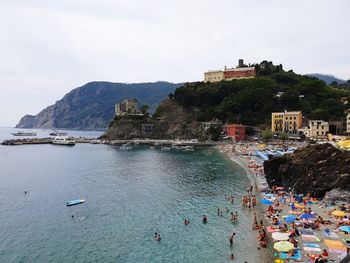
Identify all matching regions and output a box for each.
[0,0,349,126]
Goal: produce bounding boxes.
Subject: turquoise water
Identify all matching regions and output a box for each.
[0,128,262,262]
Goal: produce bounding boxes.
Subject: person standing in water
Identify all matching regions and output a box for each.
[202,215,208,224]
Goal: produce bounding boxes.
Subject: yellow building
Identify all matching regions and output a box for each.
[271,111,302,134]
[204,70,224,83]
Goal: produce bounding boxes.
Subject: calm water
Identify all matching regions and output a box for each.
[0,128,262,263]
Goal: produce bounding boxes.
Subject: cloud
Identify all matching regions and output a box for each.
[0,0,349,126]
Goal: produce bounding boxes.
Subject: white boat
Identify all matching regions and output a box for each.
[52,136,75,146]
[12,131,36,136]
[49,130,67,136]
[67,198,85,206]
[119,143,132,150]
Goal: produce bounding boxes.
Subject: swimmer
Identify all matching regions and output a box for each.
[156,234,161,241]
[225,207,229,213]
[184,219,190,225]
[24,191,27,195]
[203,215,208,224]
[71,215,74,218]
[154,232,158,239]
[229,254,234,260]
[229,232,236,246]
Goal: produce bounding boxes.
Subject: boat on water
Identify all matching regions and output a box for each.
[66,199,85,206]
[52,136,75,146]
[49,130,67,136]
[119,143,132,150]
[12,131,36,136]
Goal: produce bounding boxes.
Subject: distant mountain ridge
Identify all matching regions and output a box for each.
[306,73,347,85]
[16,81,181,130]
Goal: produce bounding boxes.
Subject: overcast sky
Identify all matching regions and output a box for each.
[0,0,349,126]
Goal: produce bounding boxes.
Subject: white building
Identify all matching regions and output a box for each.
[300,120,329,138]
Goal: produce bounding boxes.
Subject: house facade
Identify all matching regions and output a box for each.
[271,111,302,134]
[223,124,246,141]
[204,59,256,83]
[299,120,329,138]
[115,98,138,116]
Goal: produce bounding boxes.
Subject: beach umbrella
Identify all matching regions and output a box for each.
[338,226,350,233]
[299,213,314,219]
[272,232,290,241]
[285,215,296,223]
[332,210,346,217]
[273,241,294,252]
[260,199,273,205]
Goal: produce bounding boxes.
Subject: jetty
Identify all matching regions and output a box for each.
[1,137,219,147]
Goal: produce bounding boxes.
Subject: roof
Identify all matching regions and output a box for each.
[272,111,302,115]
[204,70,223,74]
[224,66,255,72]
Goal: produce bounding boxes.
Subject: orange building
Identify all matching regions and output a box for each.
[223,124,246,141]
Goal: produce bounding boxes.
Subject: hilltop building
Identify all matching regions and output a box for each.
[115,98,138,116]
[299,120,329,138]
[223,124,246,141]
[204,59,256,83]
[271,111,302,135]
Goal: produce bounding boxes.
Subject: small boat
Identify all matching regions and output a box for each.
[66,199,85,206]
[12,131,36,136]
[49,130,67,136]
[119,144,132,150]
[52,136,75,146]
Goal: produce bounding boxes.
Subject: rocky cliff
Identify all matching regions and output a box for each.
[16,81,180,130]
[101,99,209,140]
[264,143,350,201]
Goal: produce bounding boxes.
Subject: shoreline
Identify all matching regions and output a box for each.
[216,144,275,262]
[1,137,220,146]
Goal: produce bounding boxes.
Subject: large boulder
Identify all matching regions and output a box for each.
[264,143,350,198]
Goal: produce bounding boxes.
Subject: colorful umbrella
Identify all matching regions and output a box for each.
[272,232,290,241]
[299,213,314,219]
[338,226,350,233]
[324,239,347,251]
[261,199,273,205]
[273,241,294,252]
[332,210,346,217]
[285,215,296,223]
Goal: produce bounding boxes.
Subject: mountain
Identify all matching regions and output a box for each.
[306,73,347,85]
[16,81,181,130]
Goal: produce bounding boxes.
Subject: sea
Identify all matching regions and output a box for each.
[0,127,265,263]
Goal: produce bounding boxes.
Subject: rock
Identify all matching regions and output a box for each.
[323,188,350,203]
[101,99,208,140]
[264,143,350,198]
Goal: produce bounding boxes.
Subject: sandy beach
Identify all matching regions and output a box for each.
[217,143,350,263]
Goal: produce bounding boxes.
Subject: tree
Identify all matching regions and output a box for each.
[279,132,289,143]
[140,104,149,116]
[330,81,338,86]
[207,126,221,141]
[261,130,273,141]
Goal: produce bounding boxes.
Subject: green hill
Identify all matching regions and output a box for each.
[172,61,350,126]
